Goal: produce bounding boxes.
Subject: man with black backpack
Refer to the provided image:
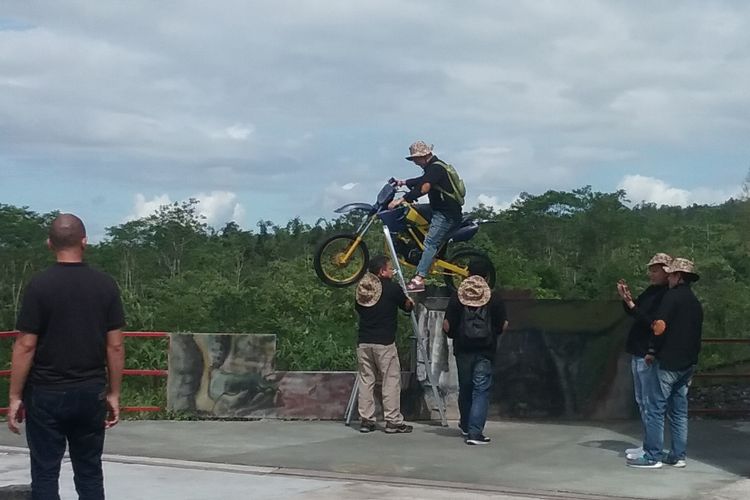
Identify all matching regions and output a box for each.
[388,140,465,293]
[442,259,507,445]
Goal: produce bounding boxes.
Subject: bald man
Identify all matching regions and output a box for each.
[8,213,126,500]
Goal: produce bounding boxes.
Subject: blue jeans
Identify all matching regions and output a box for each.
[631,355,657,442]
[416,210,461,277]
[455,353,493,438]
[643,363,694,462]
[24,384,107,500]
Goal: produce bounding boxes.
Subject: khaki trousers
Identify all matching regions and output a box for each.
[357,342,403,424]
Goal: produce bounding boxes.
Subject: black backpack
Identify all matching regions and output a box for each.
[460,304,493,346]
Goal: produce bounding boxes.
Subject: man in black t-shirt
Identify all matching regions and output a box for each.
[389,140,463,293]
[7,214,125,500]
[443,259,507,445]
[355,255,414,433]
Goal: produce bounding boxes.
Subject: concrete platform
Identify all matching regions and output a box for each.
[1,419,748,499]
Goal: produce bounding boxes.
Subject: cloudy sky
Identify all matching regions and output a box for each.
[2,1,749,239]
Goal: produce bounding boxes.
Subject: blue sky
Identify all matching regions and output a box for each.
[1,1,749,240]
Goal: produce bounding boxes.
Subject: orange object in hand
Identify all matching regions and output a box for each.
[652,320,666,336]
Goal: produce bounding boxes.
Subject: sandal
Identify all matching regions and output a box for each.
[406,277,426,293]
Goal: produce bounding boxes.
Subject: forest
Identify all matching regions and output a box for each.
[2,185,749,412]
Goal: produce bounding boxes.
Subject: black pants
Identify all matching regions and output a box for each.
[24,384,107,500]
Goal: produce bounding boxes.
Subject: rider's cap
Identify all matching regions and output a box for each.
[406,140,433,160]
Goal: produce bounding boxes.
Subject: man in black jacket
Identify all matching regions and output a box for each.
[617,253,671,459]
[443,259,507,445]
[388,140,463,292]
[627,258,703,469]
[355,255,414,433]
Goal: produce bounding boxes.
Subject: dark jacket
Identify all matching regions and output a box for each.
[403,156,462,219]
[651,283,703,371]
[623,284,669,357]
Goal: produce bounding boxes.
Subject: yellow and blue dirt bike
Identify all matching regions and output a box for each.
[313,180,495,290]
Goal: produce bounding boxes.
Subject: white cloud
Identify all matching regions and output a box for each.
[126,191,246,227]
[474,193,518,212]
[212,123,254,141]
[617,175,738,206]
[193,191,246,226]
[319,180,389,214]
[128,193,172,220]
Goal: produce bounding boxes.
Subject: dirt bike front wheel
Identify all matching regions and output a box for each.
[443,249,496,290]
[313,234,370,287]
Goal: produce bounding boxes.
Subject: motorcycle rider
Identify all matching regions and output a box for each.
[388,140,462,292]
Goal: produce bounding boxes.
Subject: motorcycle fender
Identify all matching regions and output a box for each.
[450,224,479,242]
[334,202,373,214]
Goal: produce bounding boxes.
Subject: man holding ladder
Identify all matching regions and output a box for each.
[354,255,415,433]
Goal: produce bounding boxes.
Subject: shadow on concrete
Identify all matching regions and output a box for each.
[547,418,749,478]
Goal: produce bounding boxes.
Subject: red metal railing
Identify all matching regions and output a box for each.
[2,332,747,416]
[0,330,168,415]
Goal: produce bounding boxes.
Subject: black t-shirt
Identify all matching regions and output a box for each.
[356,278,410,345]
[404,156,462,219]
[444,290,507,359]
[624,284,668,357]
[16,262,126,388]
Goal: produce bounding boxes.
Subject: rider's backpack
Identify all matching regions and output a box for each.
[433,160,466,206]
[460,304,493,346]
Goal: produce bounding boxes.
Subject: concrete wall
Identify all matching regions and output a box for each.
[415,297,636,420]
[167,297,636,421]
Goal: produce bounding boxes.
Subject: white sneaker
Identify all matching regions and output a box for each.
[664,457,687,468]
[625,446,643,455]
[626,451,645,460]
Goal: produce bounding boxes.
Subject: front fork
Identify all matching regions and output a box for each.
[339,215,376,263]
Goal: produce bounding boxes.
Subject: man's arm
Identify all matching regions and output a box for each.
[625,289,663,327]
[442,294,461,339]
[400,182,431,205]
[105,329,125,429]
[403,165,442,203]
[7,333,37,434]
[493,298,508,336]
[645,290,677,364]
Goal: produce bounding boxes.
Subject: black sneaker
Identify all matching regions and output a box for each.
[359,420,376,433]
[459,425,468,437]
[466,434,491,445]
[385,422,413,434]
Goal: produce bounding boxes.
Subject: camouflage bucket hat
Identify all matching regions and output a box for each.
[647,253,672,268]
[664,257,700,282]
[457,275,491,308]
[356,272,382,307]
[405,140,433,160]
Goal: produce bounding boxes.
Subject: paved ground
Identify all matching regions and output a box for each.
[0,419,748,499]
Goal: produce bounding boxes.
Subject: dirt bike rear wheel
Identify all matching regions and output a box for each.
[443,249,496,291]
[313,234,370,287]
